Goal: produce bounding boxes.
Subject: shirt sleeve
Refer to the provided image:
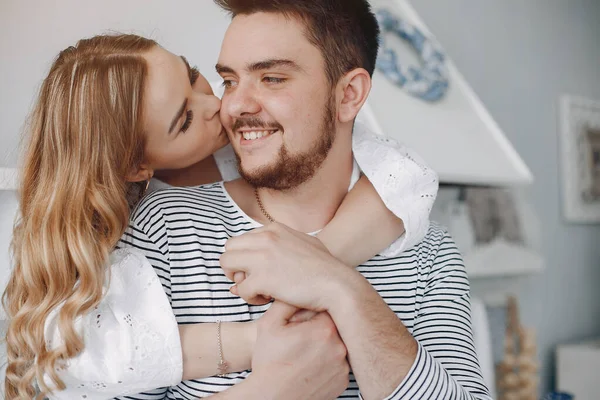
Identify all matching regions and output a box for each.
[361,229,492,400]
[44,248,180,400]
[352,121,438,255]
[121,194,174,300]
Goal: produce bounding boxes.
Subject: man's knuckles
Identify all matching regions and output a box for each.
[312,319,340,343]
[257,230,280,249]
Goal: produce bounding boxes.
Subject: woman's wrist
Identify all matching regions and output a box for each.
[221,321,256,374]
[244,320,257,366]
[180,320,257,380]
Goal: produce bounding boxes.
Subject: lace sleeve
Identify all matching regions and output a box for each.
[44,249,181,399]
[352,122,438,254]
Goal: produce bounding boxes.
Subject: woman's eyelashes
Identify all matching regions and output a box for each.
[180,66,199,134]
[180,110,194,133]
[190,66,200,85]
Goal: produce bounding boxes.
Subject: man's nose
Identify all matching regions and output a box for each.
[223,81,261,118]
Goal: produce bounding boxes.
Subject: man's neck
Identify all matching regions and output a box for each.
[225,139,354,233]
[154,156,222,187]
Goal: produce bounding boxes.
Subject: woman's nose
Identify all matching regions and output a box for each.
[201,94,221,120]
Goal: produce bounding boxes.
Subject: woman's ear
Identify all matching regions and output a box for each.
[337,68,372,123]
[125,164,154,183]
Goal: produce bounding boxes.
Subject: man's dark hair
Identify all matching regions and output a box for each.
[214,0,380,86]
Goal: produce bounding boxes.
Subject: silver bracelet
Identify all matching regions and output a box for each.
[216,320,229,377]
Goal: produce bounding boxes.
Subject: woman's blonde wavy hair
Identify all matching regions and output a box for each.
[2,33,157,399]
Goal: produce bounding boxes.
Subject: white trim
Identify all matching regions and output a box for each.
[0,168,17,191]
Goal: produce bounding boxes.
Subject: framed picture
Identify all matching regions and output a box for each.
[559,95,600,223]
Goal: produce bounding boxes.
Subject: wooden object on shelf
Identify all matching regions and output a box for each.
[496,296,539,400]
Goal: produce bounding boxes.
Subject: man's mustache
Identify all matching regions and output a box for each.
[232,117,283,132]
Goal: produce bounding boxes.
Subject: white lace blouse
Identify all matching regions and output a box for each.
[43,122,438,399]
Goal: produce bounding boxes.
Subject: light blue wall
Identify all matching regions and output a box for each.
[409,0,600,393]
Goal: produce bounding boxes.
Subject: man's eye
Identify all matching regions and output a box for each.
[221,80,236,89]
[263,77,286,84]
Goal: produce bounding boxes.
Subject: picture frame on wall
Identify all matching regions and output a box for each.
[559,95,600,223]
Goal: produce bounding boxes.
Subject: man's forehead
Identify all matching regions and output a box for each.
[218,12,316,69]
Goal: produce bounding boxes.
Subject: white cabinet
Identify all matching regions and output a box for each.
[556,339,600,400]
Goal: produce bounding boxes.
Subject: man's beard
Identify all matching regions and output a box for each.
[235,94,336,191]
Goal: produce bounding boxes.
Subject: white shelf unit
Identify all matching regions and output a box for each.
[464,239,544,279]
[463,239,544,307]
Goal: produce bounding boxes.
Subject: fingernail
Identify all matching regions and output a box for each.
[230,284,238,295]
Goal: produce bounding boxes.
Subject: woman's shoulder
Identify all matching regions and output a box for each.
[110,247,148,269]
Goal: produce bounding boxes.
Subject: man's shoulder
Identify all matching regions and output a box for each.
[374,222,459,266]
[131,182,229,223]
[362,223,466,292]
[413,222,466,275]
[419,222,452,248]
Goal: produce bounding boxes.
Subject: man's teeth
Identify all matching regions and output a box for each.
[242,130,276,141]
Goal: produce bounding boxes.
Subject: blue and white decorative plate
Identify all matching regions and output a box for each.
[375,8,449,102]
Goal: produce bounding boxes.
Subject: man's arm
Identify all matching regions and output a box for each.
[326,230,491,399]
[326,269,418,399]
[221,223,491,400]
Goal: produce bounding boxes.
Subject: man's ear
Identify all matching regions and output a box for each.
[337,68,371,123]
[125,164,154,183]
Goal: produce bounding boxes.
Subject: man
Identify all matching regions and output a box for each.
[123,0,491,399]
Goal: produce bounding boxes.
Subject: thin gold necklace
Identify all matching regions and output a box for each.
[254,187,275,223]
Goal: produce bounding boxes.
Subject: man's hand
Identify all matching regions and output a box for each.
[250,301,350,400]
[220,222,354,311]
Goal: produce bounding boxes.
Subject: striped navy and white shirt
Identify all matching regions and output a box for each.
[118,182,491,400]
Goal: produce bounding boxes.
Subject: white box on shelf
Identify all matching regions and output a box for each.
[556,339,600,400]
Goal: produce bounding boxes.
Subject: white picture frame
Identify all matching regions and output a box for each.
[559,95,600,223]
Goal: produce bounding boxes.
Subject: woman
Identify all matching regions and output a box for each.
[2,34,437,399]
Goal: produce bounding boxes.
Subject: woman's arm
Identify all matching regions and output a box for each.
[318,122,439,266]
[317,175,405,266]
[179,321,255,380]
[44,249,256,399]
